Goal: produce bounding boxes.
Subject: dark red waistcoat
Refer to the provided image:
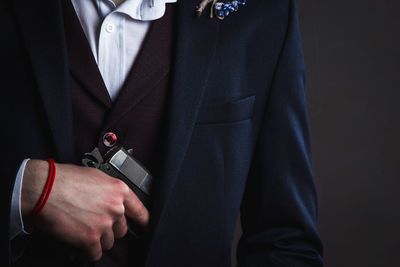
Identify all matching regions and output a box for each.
[62,1,175,266]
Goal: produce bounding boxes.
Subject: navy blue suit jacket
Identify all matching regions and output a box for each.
[1,0,323,266]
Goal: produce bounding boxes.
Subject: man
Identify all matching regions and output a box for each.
[1,0,324,266]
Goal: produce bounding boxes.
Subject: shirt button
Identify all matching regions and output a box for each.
[103,132,117,147]
[105,23,115,33]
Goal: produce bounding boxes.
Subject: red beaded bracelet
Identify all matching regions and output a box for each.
[30,159,56,218]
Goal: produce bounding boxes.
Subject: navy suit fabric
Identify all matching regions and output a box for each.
[0,0,323,266]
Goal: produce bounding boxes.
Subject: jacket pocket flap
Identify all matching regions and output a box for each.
[196,95,255,125]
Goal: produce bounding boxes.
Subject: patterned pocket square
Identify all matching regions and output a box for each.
[196,0,246,20]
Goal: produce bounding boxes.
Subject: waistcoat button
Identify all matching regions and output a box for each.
[103,132,117,147]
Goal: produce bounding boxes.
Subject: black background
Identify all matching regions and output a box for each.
[233,1,400,266]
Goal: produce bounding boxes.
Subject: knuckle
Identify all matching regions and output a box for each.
[101,217,114,230]
[112,204,125,217]
[115,179,130,195]
[106,197,125,217]
[86,232,100,247]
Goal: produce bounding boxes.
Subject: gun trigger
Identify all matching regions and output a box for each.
[82,158,100,168]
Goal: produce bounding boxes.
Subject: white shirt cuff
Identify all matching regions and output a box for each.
[10,159,31,240]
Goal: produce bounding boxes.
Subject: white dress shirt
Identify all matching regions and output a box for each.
[73,0,177,100]
[10,0,177,241]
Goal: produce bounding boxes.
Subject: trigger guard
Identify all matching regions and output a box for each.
[82,158,100,168]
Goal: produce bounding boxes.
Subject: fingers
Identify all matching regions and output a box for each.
[84,216,125,261]
[86,240,102,262]
[100,229,115,251]
[123,190,149,228]
[113,215,128,239]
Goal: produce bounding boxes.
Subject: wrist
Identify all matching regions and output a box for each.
[21,159,50,221]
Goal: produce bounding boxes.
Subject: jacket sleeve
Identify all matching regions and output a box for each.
[237,0,324,265]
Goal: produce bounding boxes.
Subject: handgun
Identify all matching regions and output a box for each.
[82,146,153,237]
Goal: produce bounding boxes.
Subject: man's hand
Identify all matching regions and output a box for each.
[21,160,149,261]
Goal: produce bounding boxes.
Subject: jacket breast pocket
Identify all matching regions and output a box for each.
[195,95,256,125]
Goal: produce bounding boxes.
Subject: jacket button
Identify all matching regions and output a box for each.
[103,132,117,147]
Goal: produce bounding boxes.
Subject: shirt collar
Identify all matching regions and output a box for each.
[99,0,177,21]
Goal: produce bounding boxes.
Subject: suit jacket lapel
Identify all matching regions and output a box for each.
[148,0,220,251]
[14,0,75,163]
